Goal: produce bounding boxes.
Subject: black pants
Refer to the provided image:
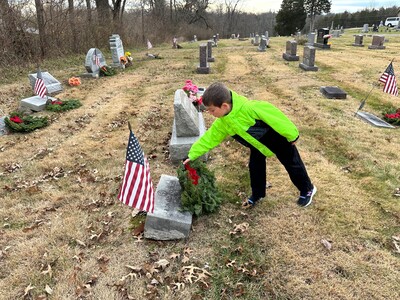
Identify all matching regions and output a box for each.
[248,129,312,199]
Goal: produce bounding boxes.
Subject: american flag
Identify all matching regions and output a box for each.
[147,39,153,49]
[34,68,47,98]
[118,128,155,213]
[379,62,398,96]
[93,49,101,67]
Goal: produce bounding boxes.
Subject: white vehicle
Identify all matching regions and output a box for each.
[384,17,399,27]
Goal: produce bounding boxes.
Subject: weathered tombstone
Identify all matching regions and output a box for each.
[0,117,8,136]
[320,86,347,99]
[254,34,260,46]
[109,34,125,68]
[314,28,331,49]
[352,35,364,47]
[169,89,207,163]
[28,72,63,95]
[172,37,177,49]
[356,111,396,128]
[306,32,316,46]
[197,44,210,74]
[362,24,369,33]
[213,35,218,46]
[193,35,197,42]
[82,48,107,77]
[332,30,340,37]
[207,41,215,62]
[231,33,236,39]
[299,46,318,71]
[20,95,57,112]
[257,37,267,52]
[340,26,344,33]
[144,175,192,240]
[216,33,219,41]
[368,35,386,49]
[282,40,299,61]
[265,31,269,39]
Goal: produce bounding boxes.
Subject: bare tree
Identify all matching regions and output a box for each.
[68,0,78,52]
[34,0,46,58]
[224,0,242,35]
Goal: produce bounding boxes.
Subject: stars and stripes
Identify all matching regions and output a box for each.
[379,62,398,96]
[34,68,47,98]
[93,49,101,67]
[118,129,155,213]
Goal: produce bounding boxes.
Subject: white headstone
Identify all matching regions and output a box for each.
[28,72,63,95]
[84,48,107,76]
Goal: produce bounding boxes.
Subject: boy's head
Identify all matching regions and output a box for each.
[202,82,232,118]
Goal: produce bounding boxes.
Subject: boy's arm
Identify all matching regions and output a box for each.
[188,119,228,161]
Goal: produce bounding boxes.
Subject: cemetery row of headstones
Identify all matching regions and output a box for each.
[250,32,270,52]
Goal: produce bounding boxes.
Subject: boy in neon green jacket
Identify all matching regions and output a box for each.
[183,82,316,208]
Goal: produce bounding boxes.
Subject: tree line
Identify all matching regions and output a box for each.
[0,0,399,67]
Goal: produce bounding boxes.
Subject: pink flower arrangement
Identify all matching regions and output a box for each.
[182,80,203,107]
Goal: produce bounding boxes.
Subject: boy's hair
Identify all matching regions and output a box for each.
[202,82,231,107]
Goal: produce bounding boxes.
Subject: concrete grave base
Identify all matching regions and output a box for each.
[20,96,57,112]
[0,117,9,136]
[282,53,299,61]
[169,112,207,164]
[356,111,396,128]
[320,86,347,99]
[144,175,192,240]
[368,45,385,49]
[299,63,318,71]
[197,66,211,74]
[81,72,99,78]
[257,48,266,52]
[314,43,331,49]
[352,43,364,47]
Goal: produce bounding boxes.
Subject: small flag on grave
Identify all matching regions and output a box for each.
[147,39,153,49]
[379,62,398,96]
[34,68,47,98]
[93,49,101,67]
[118,123,155,213]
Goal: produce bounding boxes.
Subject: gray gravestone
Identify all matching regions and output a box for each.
[257,37,267,52]
[197,44,210,74]
[20,95,57,112]
[0,117,8,136]
[320,86,347,99]
[332,30,340,37]
[213,35,218,47]
[207,40,215,62]
[265,31,269,39]
[282,40,299,61]
[170,90,207,163]
[356,111,395,128]
[299,46,318,71]
[352,35,364,47]
[306,32,316,46]
[83,48,107,77]
[362,24,369,33]
[144,175,192,240]
[254,34,260,46]
[109,34,125,68]
[174,89,200,137]
[28,72,62,95]
[368,35,385,49]
[314,28,331,49]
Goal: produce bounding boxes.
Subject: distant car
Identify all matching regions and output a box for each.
[384,17,399,27]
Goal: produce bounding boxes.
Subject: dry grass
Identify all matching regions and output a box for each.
[1,32,400,300]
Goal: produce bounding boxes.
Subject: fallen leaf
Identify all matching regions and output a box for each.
[169,252,180,260]
[23,284,35,297]
[321,239,332,250]
[132,222,145,236]
[155,259,169,270]
[181,255,190,264]
[45,285,53,295]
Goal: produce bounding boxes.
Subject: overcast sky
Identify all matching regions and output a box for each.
[238,0,399,14]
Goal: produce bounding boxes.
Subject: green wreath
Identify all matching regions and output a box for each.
[177,160,222,216]
[382,107,400,126]
[100,65,117,76]
[4,112,48,132]
[46,99,82,112]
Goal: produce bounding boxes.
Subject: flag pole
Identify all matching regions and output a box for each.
[354,85,375,116]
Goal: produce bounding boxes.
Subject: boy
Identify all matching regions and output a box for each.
[183,82,316,208]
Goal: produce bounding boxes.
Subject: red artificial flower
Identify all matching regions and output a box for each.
[185,163,200,185]
[197,96,203,105]
[10,116,23,123]
[51,101,63,105]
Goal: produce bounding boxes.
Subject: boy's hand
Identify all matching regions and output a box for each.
[183,158,191,165]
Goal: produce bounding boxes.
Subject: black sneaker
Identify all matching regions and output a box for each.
[242,196,262,209]
[297,186,317,207]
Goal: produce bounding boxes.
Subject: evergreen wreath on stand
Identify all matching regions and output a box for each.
[46,99,82,112]
[4,112,48,132]
[177,160,222,217]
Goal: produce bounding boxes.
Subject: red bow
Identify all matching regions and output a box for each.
[10,116,23,123]
[185,163,200,185]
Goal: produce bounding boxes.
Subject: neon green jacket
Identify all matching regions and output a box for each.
[188,90,299,160]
